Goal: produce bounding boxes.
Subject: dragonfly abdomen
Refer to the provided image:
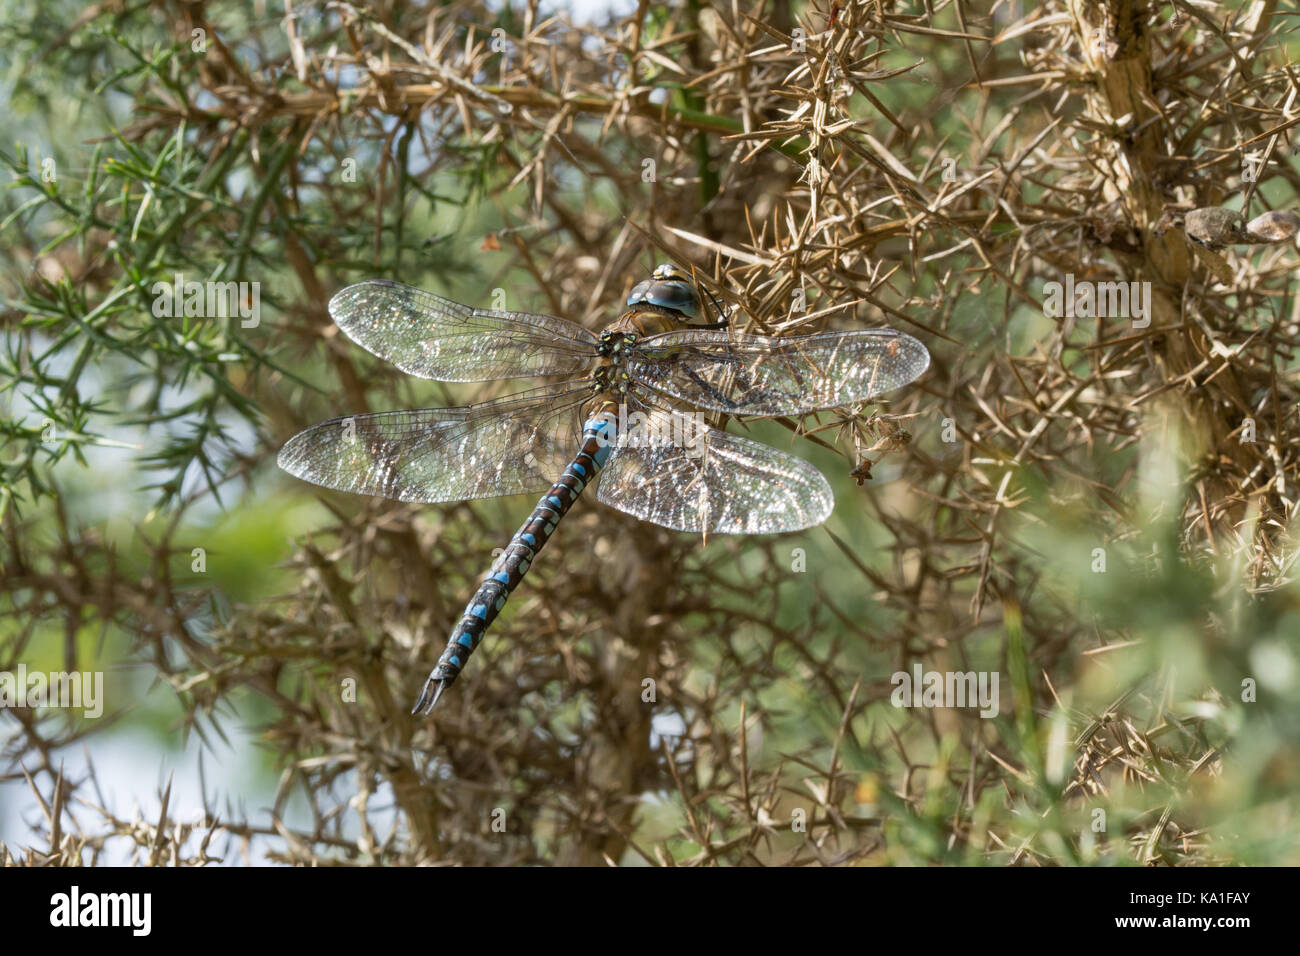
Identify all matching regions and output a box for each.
[411,404,619,713]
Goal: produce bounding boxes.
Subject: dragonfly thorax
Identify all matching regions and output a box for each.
[598,329,638,355]
[592,364,633,396]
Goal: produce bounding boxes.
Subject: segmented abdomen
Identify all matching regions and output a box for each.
[413,406,618,711]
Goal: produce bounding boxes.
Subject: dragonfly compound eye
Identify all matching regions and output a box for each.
[627,278,700,319]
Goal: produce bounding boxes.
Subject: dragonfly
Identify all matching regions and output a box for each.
[278,264,930,714]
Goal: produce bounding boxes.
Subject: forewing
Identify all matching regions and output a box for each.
[627,327,930,415]
[329,280,599,381]
[595,412,833,534]
[277,383,589,503]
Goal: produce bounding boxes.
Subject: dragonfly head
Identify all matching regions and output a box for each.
[626,263,702,320]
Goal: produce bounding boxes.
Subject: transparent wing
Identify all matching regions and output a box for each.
[595,407,833,534]
[627,327,930,415]
[277,382,591,503]
[329,280,600,381]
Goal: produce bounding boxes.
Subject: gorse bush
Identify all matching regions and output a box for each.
[1,0,1298,865]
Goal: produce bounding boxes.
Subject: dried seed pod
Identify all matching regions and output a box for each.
[1242,209,1300,244]
[1183,207,1245,249]
[1154,208,1180,237]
